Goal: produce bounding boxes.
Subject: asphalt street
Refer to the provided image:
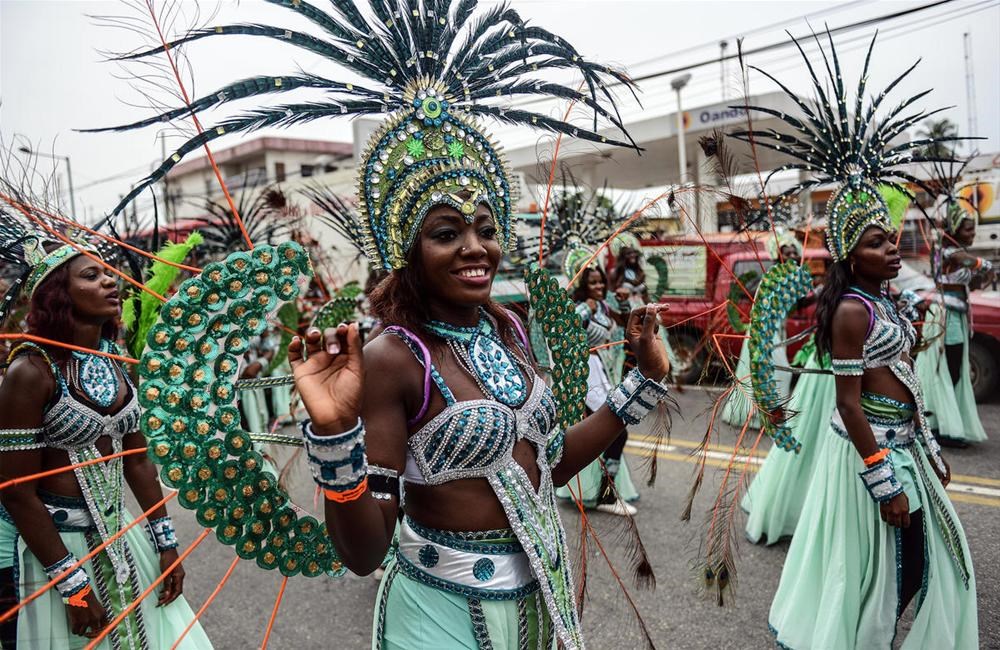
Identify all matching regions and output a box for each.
[162,388,1000,649]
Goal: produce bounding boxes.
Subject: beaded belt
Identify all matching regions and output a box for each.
[395,517,539,600]
[830,409,916,448]
[40,492,96,532]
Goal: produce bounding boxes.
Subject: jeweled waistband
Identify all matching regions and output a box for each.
[831,409,916,448]
[0,491,97,532]
[396,517,539,600]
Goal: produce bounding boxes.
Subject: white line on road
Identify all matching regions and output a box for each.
[625,439,1000,500]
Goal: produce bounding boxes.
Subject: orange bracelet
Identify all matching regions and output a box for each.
[64,584,92,608]
[863,448,890,467]
[324,476,369,504]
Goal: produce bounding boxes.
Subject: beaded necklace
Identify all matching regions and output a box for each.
[70,339,121,409]
[426,310,531,408]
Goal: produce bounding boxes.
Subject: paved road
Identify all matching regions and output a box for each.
[164,389,1000,649]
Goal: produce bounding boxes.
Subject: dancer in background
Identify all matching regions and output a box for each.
[918,161,994,447]
[731,32,978,648]
[0,237,211,648]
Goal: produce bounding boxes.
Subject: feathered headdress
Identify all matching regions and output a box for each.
[926,157,978,234]
[729,29,969,262]
[90,0,639,270]
[765,228,801,259]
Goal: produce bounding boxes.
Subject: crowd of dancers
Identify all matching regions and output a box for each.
[0,0,992,648]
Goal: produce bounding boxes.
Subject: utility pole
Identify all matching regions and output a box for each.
[719,40,729,101]
[963,32,978,139]
[161,133,172,224]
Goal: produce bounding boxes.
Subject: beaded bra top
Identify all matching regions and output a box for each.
[8,341,139,450]
[575,300,614,349]
[383,313,583,648]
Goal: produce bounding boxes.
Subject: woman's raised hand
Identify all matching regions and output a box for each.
[289,323,364,435]
[625,303,671,381]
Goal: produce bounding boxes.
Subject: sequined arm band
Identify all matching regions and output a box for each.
[831,358,864,376]
[147,516,179,552]
[0,427,45,452]
[45,553,90,599]
[367,465,400,502]
[301,418,368,495]
[606,368,670,426]
[858,455,904,503]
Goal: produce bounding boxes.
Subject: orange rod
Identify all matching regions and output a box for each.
[664,301,728,330]
[260,575,289,649]
[676,202,754,302]
[589,339,626,353]
[0,193,201,273]
[0,447,146,492]
[0,334,139,366]
[538,82,584,268]
[7,199,167,302]
[170,555,241,650]
[0,489,176,623]
[143,1,253,250]
[86,528,212,649]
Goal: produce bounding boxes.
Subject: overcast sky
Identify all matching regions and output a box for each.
[1,0,998,222]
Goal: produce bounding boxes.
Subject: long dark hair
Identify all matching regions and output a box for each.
[572,266,607,303]
[26,264,119,359]
[368,240,519,351]
[814,260,853,357]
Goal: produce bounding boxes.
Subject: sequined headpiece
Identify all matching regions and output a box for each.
[23,239,98,297]
[95,0,639,270]
[927,158,979,235]
[730,30,968,262]
[563,246,597,282]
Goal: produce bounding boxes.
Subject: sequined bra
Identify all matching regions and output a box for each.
[7,341,140,451]
[845,290,917,370]
[386,326,559,485]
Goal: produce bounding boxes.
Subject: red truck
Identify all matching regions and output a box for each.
[637,234,829,385]
[641,235,1000,401]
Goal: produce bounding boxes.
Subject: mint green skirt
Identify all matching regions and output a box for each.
[742,351,836,544]
[373,556,555,649]
[768,431,978,649]
[14,510,212,649]
[916,304,987,443]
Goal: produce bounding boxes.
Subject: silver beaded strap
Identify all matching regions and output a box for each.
[147,516,179,552]
[367,465,400,502]
[301,418,368,493]
[606,368,670,426]
[44,553,90,598]
[831,358,864,376]
[0,427,45,452]
[858,456,904,503]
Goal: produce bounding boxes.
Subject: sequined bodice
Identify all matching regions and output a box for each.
[15,342,139,451]
[407,375,558,484]
[854,294,917,370]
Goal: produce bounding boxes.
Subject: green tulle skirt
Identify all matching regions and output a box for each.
[916,304,987,443]
[768,431,978,649]
[554,456,640,506]
[722,336,791,428]
[742,351,836,545]
[13,510,212,649]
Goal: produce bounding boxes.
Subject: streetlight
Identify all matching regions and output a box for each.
[18,146,76,218]
[670,73,692,186]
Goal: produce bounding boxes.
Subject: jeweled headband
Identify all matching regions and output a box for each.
[23,238,98,297]
[824,178,894,262]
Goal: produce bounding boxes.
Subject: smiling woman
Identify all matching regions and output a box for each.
[0,241,211,648]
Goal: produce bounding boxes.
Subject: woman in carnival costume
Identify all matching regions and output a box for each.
[93,2,672,647]
[721,230,799,428]
[555,249,640,516]
[916,160,994,446]
[734,31,978,648]
[0,234,211,648]
[739,233,835,545]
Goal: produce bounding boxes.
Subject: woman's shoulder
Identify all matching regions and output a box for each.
[2,352,57,402]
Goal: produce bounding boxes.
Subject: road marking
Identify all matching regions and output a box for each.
[624,439,1000,508]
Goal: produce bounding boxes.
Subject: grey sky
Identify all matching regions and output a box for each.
[1,0,998,222]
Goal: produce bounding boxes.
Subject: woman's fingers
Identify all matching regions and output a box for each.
[288,336,304,368]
